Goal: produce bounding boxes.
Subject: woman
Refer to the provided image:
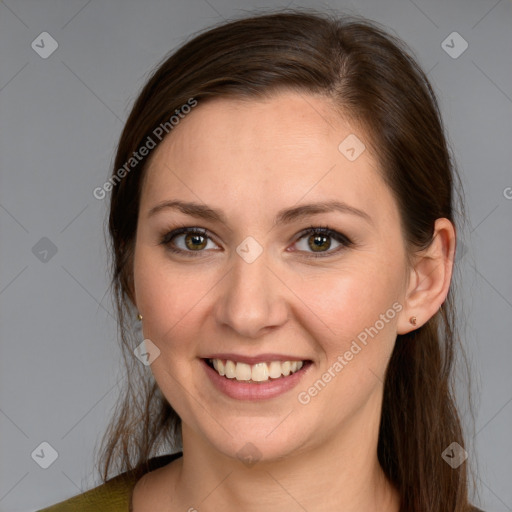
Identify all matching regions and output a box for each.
[38,9,483,512]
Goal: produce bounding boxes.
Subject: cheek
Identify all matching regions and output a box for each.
[133,250,205,413]
[133,247,204,350]
[294,269,401,425]
[295,260,402,365]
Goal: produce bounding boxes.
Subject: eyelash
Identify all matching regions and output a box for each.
[159,225,354,259]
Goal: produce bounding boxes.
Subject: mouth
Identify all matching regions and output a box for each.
[201,352,313,400]
[204,357,310,383]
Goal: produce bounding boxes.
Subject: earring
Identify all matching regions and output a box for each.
[409,316,417,326]
[137,313,143,321]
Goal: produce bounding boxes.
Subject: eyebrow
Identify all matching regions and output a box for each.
[147,199,373,226]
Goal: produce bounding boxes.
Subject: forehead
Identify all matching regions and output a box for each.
[141,91,398,229]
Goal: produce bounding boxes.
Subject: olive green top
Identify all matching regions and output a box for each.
[36,452,485,512]
[35,453,181,512]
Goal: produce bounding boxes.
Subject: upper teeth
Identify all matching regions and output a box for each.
[210,359,304,382]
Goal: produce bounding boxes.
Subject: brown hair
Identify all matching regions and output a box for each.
[97,8,476,511]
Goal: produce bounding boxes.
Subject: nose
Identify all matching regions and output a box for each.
[213,248,289,339]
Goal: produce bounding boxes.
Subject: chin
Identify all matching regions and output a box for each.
[193,415,315,465]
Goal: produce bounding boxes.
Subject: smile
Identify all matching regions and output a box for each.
[206,358,304,382]
[202,356,312,400]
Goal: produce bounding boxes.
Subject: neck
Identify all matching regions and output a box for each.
[173,396,400,512]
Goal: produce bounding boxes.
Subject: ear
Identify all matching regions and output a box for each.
[123,245,138,310]
[126,274,138,311]
[397,218,456,334]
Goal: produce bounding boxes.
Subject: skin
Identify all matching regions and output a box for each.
[130,90,456,511]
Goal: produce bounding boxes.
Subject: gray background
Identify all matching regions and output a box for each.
[0,0,511,511]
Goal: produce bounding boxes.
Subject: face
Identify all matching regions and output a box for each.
[132,91,411,462]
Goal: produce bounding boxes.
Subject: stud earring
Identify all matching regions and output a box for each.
[137,313,143,321]
[409,316,417,326]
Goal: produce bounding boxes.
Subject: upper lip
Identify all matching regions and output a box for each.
[202,353,310,365]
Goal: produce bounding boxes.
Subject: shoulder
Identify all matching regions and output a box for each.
[130,453,182,511]
[35,453,182,512]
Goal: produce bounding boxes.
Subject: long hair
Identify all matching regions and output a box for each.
[96,9,475,511]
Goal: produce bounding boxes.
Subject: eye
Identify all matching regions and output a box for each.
[160,227,219,257]
[292,226,353,257]
[160,225,353,258]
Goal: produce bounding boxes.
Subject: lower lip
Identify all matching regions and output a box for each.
[201,359,311,401]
